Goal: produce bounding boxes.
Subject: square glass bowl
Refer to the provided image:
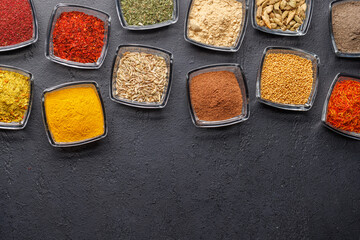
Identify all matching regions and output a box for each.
[321,73,360,140]
[256,47,320,111]
[0,0,38,52]
[115,0,179,30]
[184,0,248,52]
[330,0,360,58]
[187,64,250,128]
[251,0,313,36]
[41,81,108,147]
[45,3,111,69]
[110,45,173,109]
[0,65,33,130]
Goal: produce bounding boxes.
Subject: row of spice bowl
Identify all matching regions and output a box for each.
[183,0,312,52]
[0,64,107,147]
[183,0,360,59]
[1,0,359,59]
[186,46,318,129]
[2,44,359,143]
[187,46,359,141]
[42,0,360,59]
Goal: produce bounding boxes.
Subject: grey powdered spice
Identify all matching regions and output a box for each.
[332,1,360,53]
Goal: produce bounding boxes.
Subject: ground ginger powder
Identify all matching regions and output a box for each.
[187,0,243,47]
[44,86,104,143]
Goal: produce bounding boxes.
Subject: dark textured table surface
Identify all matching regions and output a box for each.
[1,0,359,239]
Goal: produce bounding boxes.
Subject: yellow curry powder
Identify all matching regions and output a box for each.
[44,86,104,143]
[0,70,30,123]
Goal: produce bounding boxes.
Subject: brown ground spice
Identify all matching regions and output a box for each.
[190,71,243,121]
[332,1,360,53]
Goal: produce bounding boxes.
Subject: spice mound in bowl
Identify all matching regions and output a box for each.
[0,0,34,48]
[111,45,172,109]
[191,71,243,122]
[120,0,174,26]
[116,52,168,103]
[187,0,243,49]
[331,1,360,55]
[187,64,250,128]
[257,47,319,111]
[43,83,106,147]
[46,4,111,69]
[255,0,307,32]
[0,70,31,127]
[323,75,360,140]
[53,11,105,64]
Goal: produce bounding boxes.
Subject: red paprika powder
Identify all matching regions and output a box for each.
[326,78,360,133]
[52,11,105,63]
[0,0,34,47]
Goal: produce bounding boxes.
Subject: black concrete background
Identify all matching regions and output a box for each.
[0,0,359,239]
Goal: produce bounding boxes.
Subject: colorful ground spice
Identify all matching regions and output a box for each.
[115,52,168,103]
[120,0,174,26]
[260,53,314,105]
[187,0,243,47]
[0,0,34,47]
[326,78,360,134]
[44,86,105,143]
[190,71,243,121]
[52,11,105,63]
[0,70,30,123]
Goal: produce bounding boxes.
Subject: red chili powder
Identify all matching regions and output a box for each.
[190,71,243,122]
[0,0,34,47]
[52,11,105,63]
[326,78,360,133]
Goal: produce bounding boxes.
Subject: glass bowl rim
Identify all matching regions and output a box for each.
[256,46,320,111]
[0,0,39,52]
[41,81,108,147]
[329,0,360,58]
[109,44,174,109]
[186,63,250,128]
[44,3,111,69]
[321,72,360,140]
[251,0,313,36]
[115,0,179,30]
[184,0,249,52]
[0,65,34,130]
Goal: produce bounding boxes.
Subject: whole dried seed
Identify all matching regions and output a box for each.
[115,52,168,103]
[256,0,307,32]
[260,53,314,105]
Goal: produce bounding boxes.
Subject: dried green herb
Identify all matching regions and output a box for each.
[120,0,174,26]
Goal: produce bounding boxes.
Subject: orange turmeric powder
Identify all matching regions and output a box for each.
[44,86,104,143]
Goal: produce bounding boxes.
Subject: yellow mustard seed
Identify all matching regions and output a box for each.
[260,53,314,105]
